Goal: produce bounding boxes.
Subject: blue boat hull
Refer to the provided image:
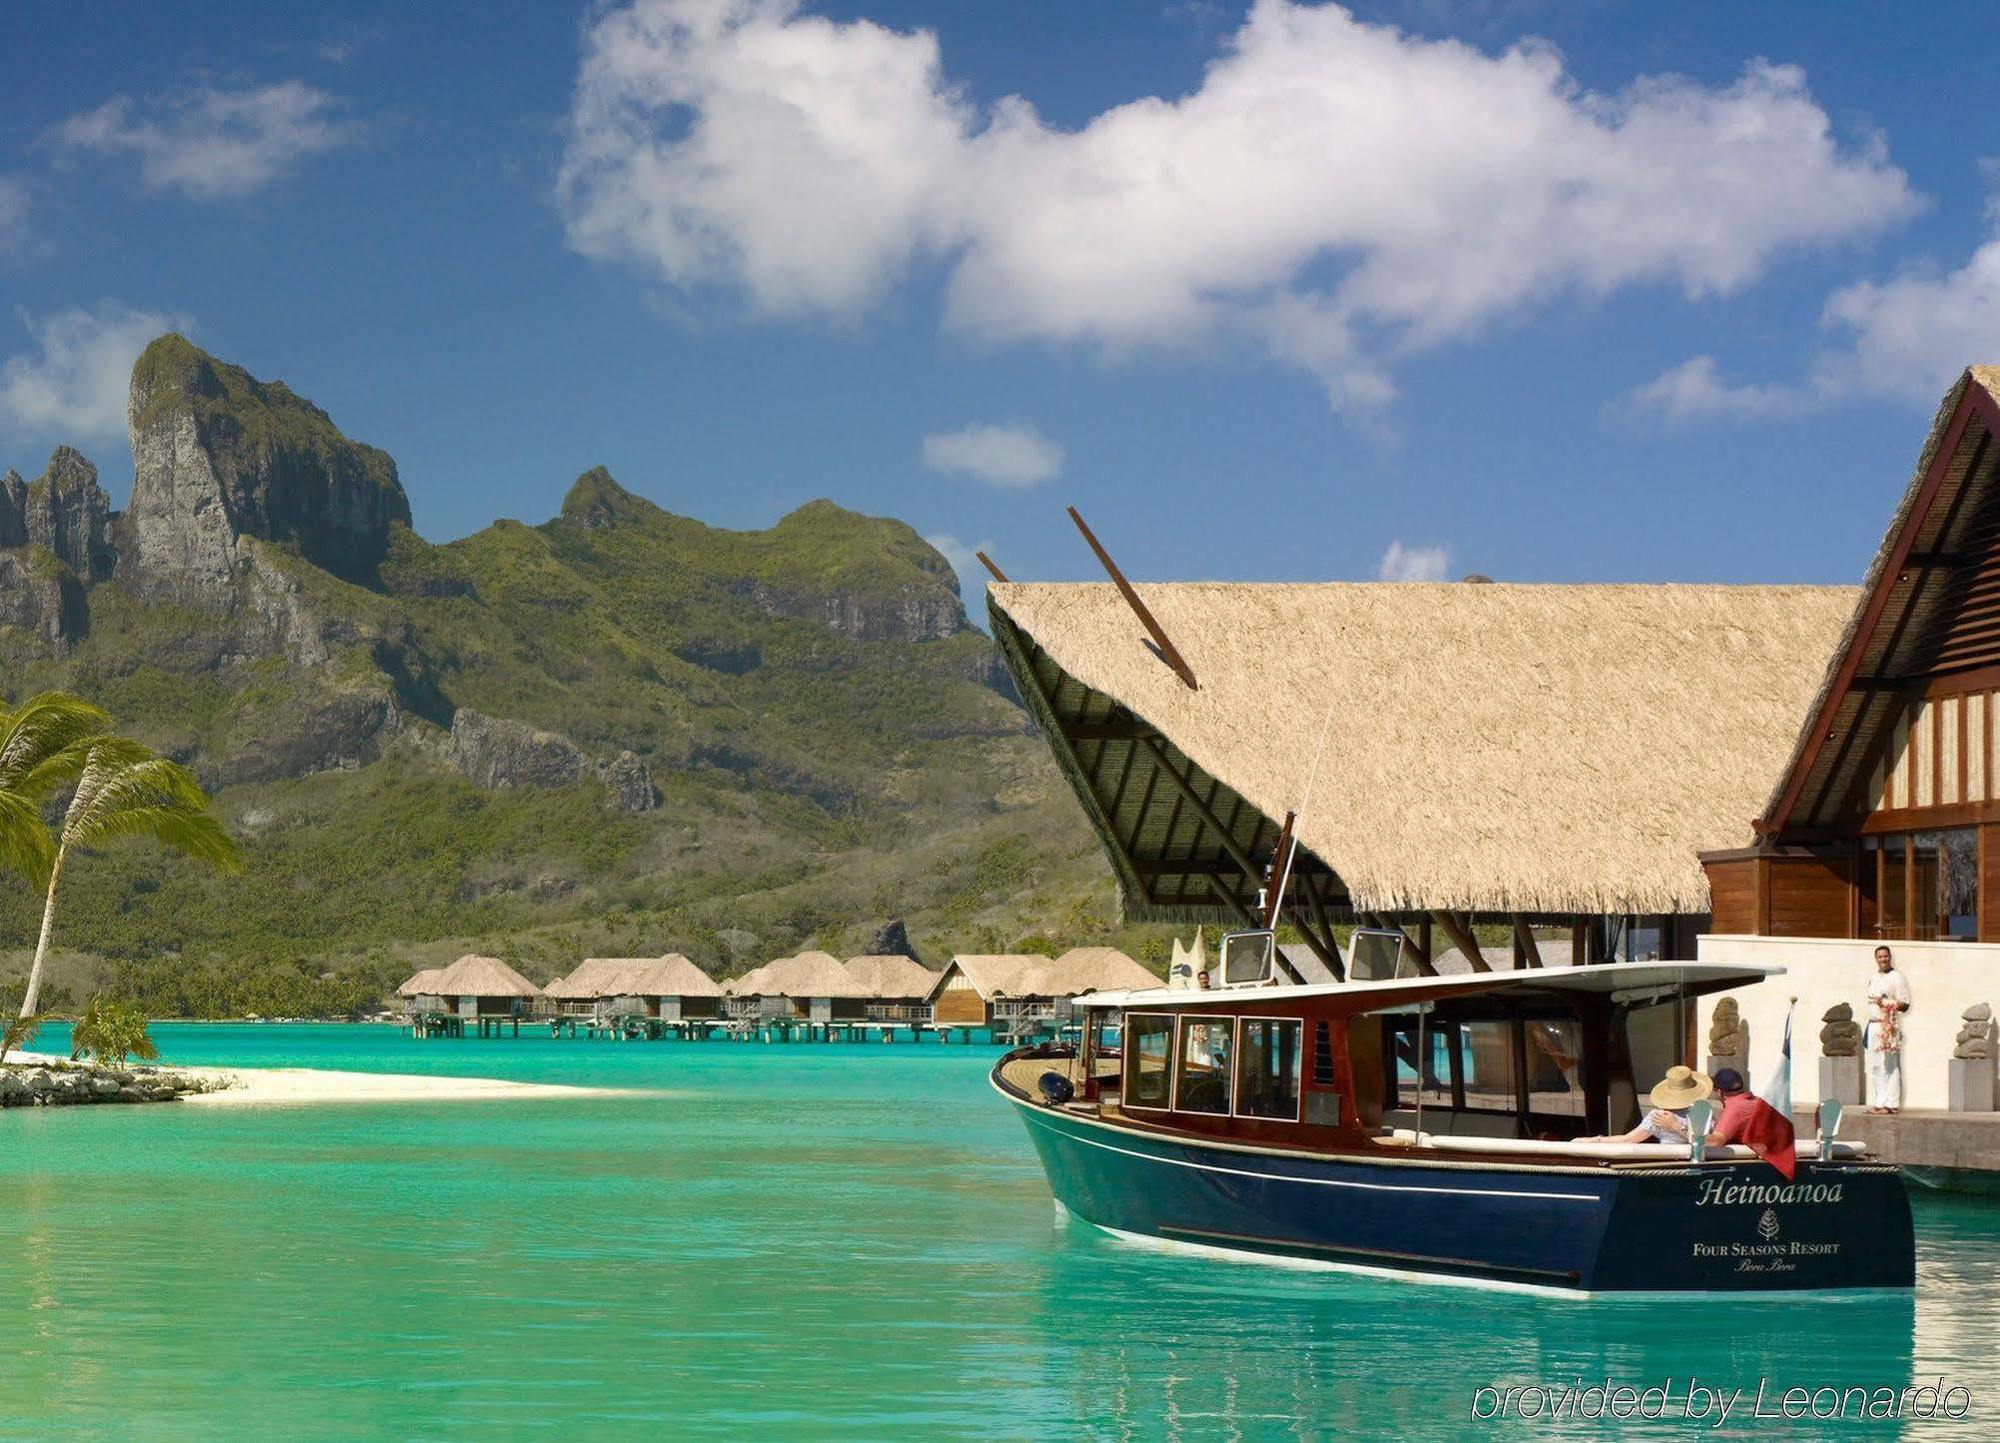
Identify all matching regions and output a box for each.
[1005,1092,1914,1293]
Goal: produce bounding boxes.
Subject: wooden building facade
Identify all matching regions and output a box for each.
[1704,366,2000,943]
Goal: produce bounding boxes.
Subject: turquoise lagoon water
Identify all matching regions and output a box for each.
[1,1023,1996,1441]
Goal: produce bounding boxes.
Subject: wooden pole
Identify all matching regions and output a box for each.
[975,550,1008,583]
[1068,506,1198,691]
[1904,832,1916,940]
[1512,915,1544,969]
[1431,910,1492,973]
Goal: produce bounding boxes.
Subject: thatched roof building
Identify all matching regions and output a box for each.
[614,954,723,999]
[549,955,722,1001]
[724,963,770,997]
[843,954,940,1000]
[928,949,1157,1005]
[544,956,639,1001]
[431,954,541,1000]
[1046,946,1159,994]
[396,967,446,998]
[989,580,1854,934]
[752,950,862,999]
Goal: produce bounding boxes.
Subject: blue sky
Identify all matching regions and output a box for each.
[3,2,1997,611]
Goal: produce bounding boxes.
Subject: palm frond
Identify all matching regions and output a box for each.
[0,790,55,886]
[60,739,241,872]
[73,803,242,871]
[0,693,108,788]
[1,1011,49,1063]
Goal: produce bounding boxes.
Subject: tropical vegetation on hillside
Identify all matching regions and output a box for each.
[0,336,1149,1014]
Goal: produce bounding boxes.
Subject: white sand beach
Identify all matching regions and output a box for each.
[10,1052,639,1107]
[179,1067,639,1107]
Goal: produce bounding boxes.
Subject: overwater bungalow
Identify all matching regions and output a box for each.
[428,954,542,1021]
[598,955,723,1020]
[394,967,447,1015]
[542,957,637,1017]
[725,952,863,1021]
[927,948,1158,1029]
[842,954,941,1021]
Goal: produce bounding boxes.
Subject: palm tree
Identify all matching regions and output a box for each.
[18,737,241,1018]
[0,691,107,887]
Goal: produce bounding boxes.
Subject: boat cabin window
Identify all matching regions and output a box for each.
[1175,1017,1234,1114]
[1385,1017,1454,1111]
[1376,1007,1592,1137]
[1123,1014,1174,1109]
[1236,1018,1302,1120]
[1219,931,1275,986]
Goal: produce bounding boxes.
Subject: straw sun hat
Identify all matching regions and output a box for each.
[1649,1066,1715,1110]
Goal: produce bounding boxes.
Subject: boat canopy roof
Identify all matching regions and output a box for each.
[1075,959,1781,1013]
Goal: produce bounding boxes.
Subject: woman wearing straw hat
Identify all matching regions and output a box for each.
[1577,1066,1713,1144]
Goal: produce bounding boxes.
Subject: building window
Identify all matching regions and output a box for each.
[1175,1017,1234,1114]
[1236,1018,1302,1120]
[1123,1014,1173,1109]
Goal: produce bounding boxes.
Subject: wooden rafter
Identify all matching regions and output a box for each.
[1431,910,1493,973]
[1512,915,1544,969]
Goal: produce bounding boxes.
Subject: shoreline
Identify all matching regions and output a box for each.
[7,1051,646,1108]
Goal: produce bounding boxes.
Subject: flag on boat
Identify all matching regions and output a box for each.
[1744,1002,1797,1180]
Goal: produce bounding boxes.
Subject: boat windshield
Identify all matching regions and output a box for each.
[1219,930,1276,986]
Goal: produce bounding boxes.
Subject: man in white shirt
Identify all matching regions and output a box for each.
[1866,945,1912,1114]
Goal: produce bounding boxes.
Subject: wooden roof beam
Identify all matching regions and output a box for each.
[1431,909,1494,973]
[1139,738,1260,881]
[1068,506,1198,691]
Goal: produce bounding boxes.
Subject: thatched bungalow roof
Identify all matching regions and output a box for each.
[990,579,1855,920]
[724,963,771,996]
[926,954,1042,1003]
[396,967,446,998]
[844,954,940,1000]
[544,957,639,1000]
[742,950,862,998]
[603,954,723,999]
[928,950,1159,1003]
[1048,947,1159,994]
[432,954,541,999]
[1760,366,2000,835]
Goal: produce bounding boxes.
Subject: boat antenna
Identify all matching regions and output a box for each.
[1261,699,1337,928]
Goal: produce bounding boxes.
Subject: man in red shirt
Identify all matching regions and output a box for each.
[1694,1066,1797,1179]
[1700,1068,1760,1145]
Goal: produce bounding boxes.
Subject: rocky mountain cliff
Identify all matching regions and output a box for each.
[0,337,1108,986]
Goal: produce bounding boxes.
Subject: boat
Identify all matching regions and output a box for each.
[993,929,1914,1295]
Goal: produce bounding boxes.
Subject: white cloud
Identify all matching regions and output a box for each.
[926,533,991,573]
[1377,539,1451,581]
[1810,231,2000,404]
[922,422,1063,487]
[558,0,1916,414]
[0,303,188,444]
[1635,216,2000,421]
[1626,355,1808,421]
[56,81,352,199]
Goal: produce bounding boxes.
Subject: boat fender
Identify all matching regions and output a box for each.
[1037,1072,1075,1106]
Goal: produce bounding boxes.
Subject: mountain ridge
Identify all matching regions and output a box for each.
[0,336,1122,1001]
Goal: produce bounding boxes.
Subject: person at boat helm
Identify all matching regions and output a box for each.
[1653,1067,1757,1147]
[1575,1065,1710,1144]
